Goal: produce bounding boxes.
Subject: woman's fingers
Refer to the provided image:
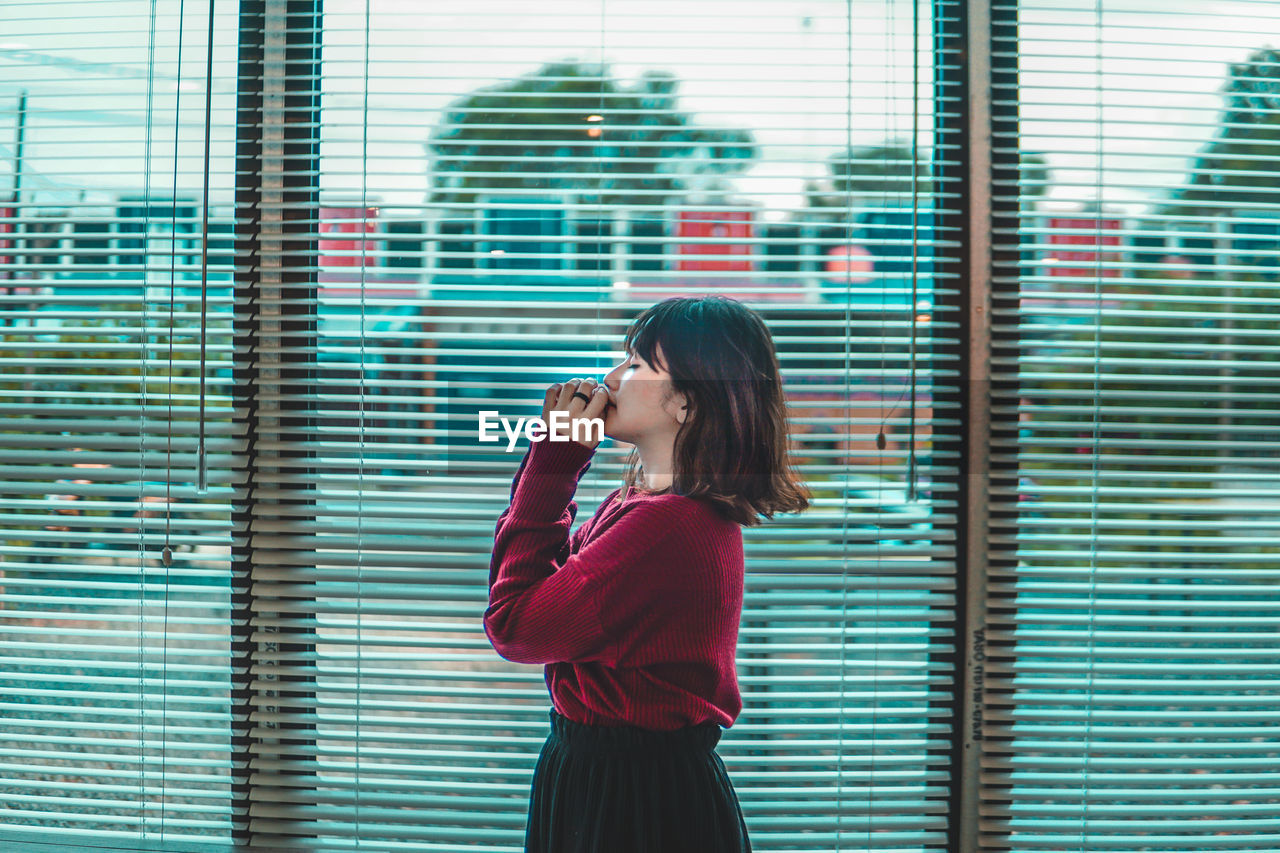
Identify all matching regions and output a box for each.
[581,383,610,417]
[557,378,601,410]
[541,378,609,447]
[555,378,583,409]
[541,383,561,426]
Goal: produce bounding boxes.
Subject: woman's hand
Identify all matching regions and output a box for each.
[541,377,612,451]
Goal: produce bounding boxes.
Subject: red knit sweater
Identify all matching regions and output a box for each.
[484,436,746,730]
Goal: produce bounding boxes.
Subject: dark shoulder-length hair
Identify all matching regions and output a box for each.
[617,295,811,527]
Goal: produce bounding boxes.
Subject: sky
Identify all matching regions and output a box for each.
[0,0,1275,221]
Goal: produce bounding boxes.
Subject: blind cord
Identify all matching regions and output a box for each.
[357,0,372,836]
[598,0,605,493]
[197,0,215,494]
[165,0,184,571]
[137,0,157,827]
[872,0,899,842]
[1082,0,1104,846]
[907,0,920,503]
[159,0,187,835]
[839,1,853,846]
[877,0,923,505]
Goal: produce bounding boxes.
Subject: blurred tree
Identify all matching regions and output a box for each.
[825,143,933,201]
[805,145,1043,218]
[798,142,944,227]
[1,308,219,569]
[1022,49,1280,584]
[1020,151,1051,203]
[1159,46,1280,220]
[426,60,757,207]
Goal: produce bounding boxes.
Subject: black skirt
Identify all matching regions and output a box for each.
[525,708,753,853]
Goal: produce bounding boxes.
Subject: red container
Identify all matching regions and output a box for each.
[320,206,378,268]
[0,203,13,272]
[1045,215,1123,278]
[675,209,754,272]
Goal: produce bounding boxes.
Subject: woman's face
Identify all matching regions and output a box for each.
[600,341,686,445]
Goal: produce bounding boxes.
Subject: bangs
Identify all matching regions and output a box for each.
[623,318,663,371]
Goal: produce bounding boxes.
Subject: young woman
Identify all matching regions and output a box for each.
[485,295,811,853]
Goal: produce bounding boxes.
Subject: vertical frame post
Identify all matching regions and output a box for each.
[935,0,1022,848]
[232,0,323,843]
[931,0,1005,848]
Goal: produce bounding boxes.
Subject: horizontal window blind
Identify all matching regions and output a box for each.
[6,1,1280,851]
[985,0,1280,848]
[239,0,962,850]
[0,0,240,848]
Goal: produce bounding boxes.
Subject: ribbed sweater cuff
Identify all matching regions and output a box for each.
[509,437,596,523]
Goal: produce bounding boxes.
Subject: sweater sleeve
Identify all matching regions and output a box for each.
[485,441,680,666]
